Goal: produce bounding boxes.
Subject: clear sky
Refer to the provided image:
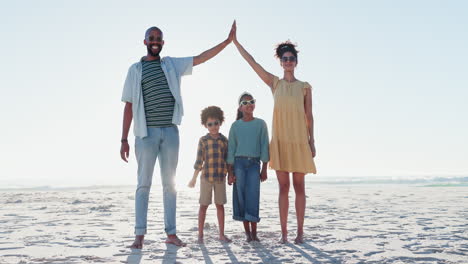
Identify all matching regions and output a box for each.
[1,0,467,188]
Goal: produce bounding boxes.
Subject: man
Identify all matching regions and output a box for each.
[120,22,235,248]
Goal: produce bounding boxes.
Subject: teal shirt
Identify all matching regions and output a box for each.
[227,118,270,164]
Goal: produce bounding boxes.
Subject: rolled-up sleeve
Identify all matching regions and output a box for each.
[194,138,205,170]
[121,66,134,103]
[172,57,193,76]
[260,120,270,162]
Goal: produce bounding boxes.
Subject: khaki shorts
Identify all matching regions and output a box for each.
[199,177,227,206]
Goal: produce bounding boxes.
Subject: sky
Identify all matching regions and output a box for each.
[0,0,467,188]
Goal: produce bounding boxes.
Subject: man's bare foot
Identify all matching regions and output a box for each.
[165,234,187,247]
[129,235,144,249]
[219,235,232,243]
[245,232,252,243]
[197,236,204,244]
[279,235,288,244]
[294,234,304,244]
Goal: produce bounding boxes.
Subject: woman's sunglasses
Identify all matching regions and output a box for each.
[207,121,220,127]
[281,56,296,63]
[239,99,256,106]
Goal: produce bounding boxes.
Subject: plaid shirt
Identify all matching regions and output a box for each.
[194,133,228,183]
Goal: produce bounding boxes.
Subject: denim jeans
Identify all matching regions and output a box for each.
[232,157,261,222]
[134,126,179,235]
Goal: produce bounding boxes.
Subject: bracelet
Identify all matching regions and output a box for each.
[121,139,128,143]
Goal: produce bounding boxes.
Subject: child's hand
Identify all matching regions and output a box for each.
[188,178,196,188]
[260,170,268,182]
[228,174,236,185]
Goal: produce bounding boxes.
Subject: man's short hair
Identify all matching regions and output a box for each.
[145,27,163,40]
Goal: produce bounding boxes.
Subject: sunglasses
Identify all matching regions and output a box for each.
[281,56,297,62]
[148,36,163,42]
[206,121,220,127]
[239,99,256,106]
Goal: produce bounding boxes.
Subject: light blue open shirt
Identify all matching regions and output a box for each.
[121,56,193,138]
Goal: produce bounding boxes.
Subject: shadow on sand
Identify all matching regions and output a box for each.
[124,243,182,264]
[287,242,341,264]
[125,248,142,264]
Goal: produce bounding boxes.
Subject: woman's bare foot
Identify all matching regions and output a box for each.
[279,235,288,244]
[219,235,232,243]
[129,235,144,249]
[294,233,304,244]
[165,234,187,247]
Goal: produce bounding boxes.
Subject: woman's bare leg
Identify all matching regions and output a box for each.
[293,173,306,244]
[276,171,290,243]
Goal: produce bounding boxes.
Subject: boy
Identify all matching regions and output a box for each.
[188,106,231,243]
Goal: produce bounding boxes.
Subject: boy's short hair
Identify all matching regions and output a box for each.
[201,106,225,125]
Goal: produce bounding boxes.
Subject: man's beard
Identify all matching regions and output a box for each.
[147,44,162,57]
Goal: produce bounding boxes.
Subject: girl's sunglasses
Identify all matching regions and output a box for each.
[239,99,256,106]
[281,56,296,62]
[207,121,220,127]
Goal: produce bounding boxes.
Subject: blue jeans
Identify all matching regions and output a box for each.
[134,126,179,235]
[232,157,261,222]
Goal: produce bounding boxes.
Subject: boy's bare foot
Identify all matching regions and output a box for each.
[219,235,232,243]
[197,236,204,244]
[165,234,187,247]
[279,235,288,244]
[129,235,144,249]
[294,234,304,244]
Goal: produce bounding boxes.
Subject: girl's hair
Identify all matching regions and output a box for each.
[236,92,254,120]
[275,41,299,59]
[200,106,224,125]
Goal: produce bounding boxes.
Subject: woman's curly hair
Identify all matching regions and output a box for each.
[275,41,299,59]
[200,106,225,125]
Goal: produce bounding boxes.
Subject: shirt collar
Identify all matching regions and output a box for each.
[140,56,162,63]
[204,133,224,140]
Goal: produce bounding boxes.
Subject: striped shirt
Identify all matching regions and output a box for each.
[141,59,175,127]
[194,133,229,183]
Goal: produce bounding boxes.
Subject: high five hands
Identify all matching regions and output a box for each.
[227,20,236,44]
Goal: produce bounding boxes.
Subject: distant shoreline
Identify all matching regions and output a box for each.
[1,175,467,191]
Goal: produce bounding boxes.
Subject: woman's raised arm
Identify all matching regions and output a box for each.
[232,21,275,90]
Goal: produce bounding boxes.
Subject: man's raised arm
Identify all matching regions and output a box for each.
[193,21,235,66]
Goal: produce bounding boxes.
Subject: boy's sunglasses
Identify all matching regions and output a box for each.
[239,99,256,106]
[281,56,296,62]
[207,121,220,127]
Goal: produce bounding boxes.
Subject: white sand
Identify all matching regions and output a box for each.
[0,181,467,263]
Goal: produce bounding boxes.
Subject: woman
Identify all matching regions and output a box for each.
[232,22,317,244]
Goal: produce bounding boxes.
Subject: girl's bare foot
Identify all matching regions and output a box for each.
[245,232,252,242]
[219,235,232,243]
[294,234,304,244]
[251,234,260,242]
[129,235,144,249]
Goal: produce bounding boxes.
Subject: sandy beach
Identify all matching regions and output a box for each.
[0,179,467,263]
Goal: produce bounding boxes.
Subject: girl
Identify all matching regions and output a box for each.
[232,22,317,244]
[227,92,269,242]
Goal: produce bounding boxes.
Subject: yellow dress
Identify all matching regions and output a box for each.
[269,76,317,174]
